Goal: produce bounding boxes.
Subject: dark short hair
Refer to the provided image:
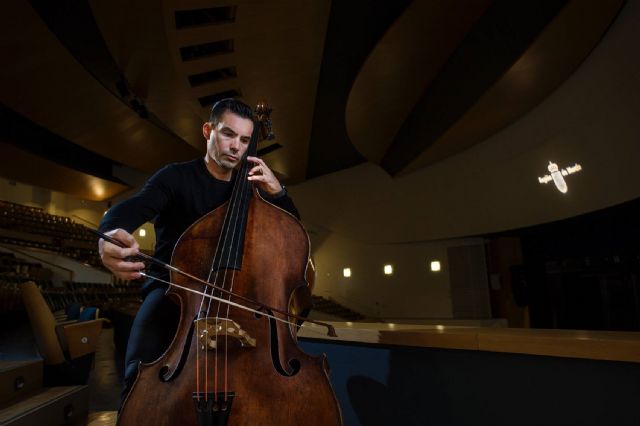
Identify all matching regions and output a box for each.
[209,98,254,124]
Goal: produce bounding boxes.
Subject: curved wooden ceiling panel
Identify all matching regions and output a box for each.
[162,0,332,183]
[1,0,627,205]
[304,0,411,179]
[66,0,332,183]
[346,0,492,164]
[89,0,210,151]
[402,0,626,175]
[0,143,128,201]
[377,0,568,175]
[344,0,624,176]
[0,2,199,175]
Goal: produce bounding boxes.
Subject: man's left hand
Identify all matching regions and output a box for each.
[247,156,283,196]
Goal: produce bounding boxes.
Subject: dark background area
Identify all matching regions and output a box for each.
[498,196,640,330]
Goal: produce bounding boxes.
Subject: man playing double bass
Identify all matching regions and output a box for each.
[98,98,299,401]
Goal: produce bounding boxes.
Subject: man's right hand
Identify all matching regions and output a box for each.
[98,228,145,280]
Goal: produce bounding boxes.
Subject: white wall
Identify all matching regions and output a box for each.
[310,232,488,319]
[0,179,106,227]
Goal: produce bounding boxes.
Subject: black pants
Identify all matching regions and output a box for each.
[121,287,180,403]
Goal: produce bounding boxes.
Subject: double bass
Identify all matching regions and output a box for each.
[116,102,342,425]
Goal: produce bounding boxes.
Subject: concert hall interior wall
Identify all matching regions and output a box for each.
[289,0,640,244]
[1,1,639,321]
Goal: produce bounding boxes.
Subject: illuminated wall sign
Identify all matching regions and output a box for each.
[538,161,582,193]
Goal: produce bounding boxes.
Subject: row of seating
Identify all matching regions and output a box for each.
[311,295,366,321]
[1,251,37,273]
[1,278,53,313]
[0,216,91,241]
[2,276,142,318]
[0,200,93,241]
[42,281,142,313]
[0,200,101,267]
[0,281,26,313]
[0,251,54,314]
[0,280,142,316]
[0,233,101,267]
[64,280,140,290]
[0,251,53,278]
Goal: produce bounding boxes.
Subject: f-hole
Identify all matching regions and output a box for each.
[267,309,300,377]
[159,314,197,382]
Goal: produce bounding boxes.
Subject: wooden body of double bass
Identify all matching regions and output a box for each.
[117,191,342,425]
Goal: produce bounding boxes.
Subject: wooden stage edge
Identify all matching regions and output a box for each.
[298,322,640,364]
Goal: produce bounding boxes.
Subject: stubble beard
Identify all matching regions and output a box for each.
[211,151,237,171]
[209,133,239,171]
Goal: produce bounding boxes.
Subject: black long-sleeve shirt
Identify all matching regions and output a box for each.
[99,158,299,294]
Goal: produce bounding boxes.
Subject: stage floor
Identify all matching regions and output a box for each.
[88,411,117,426]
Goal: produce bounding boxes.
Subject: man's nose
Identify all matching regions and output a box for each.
[229,137,240,151]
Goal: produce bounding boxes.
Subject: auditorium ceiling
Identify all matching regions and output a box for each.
[0,0,626,201]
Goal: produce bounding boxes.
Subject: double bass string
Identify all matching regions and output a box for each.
[138,271,335,339]
[93,227,337,336]
[92,228,337,337]
[201,122,258,402]
[205,157,248,316]
[214,161,250,401]
[201,156,251,399]
[217,130,258,401]
[198,185,233,402]
[202,155,249,401]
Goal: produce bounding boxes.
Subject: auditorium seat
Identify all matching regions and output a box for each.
[20,281,103,386]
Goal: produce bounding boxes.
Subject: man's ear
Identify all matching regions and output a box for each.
[202,122,212,141]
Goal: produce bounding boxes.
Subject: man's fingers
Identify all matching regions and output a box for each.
[247,174,266,182]
[106,228,139,250]
[245,156,281,195]
[99,228,144,281]
[119,271,142,280]
[103,242,138,259]
[102,255,144,270]
[113,260,145,272]
[248,165,262,176]
[120,246,139,258]
[246,156,264,166]
[246,157,276,177]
